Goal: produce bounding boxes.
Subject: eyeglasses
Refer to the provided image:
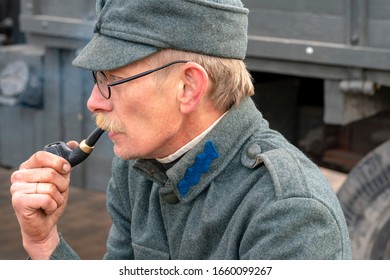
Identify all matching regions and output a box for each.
[92,60,189,99]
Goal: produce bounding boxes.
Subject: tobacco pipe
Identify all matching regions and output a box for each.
[43,127,105,167]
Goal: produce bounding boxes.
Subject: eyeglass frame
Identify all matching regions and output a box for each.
[92,60,190,99]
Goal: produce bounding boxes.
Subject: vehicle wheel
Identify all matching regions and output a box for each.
[337,139,390,259]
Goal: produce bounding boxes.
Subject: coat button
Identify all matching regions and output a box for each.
[246,143,262,159]
[163,193,180,204]
[241,142,263,169]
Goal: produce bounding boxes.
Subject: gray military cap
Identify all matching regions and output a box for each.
[73,0,249,71]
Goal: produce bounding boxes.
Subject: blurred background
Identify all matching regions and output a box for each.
[1,0,390,259]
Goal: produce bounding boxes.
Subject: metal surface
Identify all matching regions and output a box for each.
[0,0,112,191]
[19,0,95,49]
[244,0,390,75]
[243,0,390,125]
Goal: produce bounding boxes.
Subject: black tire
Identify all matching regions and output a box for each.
[337,139,390,259]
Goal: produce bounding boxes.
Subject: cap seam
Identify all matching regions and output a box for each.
[185,0,248,14]
[99,27,172,49]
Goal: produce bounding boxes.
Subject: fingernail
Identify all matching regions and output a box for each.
[63,163,71,172]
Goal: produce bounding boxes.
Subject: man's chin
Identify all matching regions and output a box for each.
[112,145,137,161]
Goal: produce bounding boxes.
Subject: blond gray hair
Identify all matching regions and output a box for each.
[145,49,254,111]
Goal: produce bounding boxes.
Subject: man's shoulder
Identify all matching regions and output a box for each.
[239,133,332,201]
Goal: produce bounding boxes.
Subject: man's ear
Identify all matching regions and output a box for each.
[178,62,208,114]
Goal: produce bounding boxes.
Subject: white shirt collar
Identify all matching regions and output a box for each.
[156,112,227,164]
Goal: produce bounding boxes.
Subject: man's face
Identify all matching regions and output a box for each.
[87,60,186,160]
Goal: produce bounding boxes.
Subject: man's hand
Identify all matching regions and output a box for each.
[10,148,73,259]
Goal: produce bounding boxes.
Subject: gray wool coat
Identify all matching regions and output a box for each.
[51,97,351,259]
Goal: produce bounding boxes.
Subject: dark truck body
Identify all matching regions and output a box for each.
[244,0,390,124]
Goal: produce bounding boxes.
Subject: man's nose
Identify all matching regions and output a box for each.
[87,84,112,113]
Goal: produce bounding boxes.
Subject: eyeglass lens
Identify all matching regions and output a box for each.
[93,71,110,99]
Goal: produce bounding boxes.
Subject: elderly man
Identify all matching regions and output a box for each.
[10,0,351,259]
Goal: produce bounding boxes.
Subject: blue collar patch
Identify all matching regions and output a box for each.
[178,141,219,197]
